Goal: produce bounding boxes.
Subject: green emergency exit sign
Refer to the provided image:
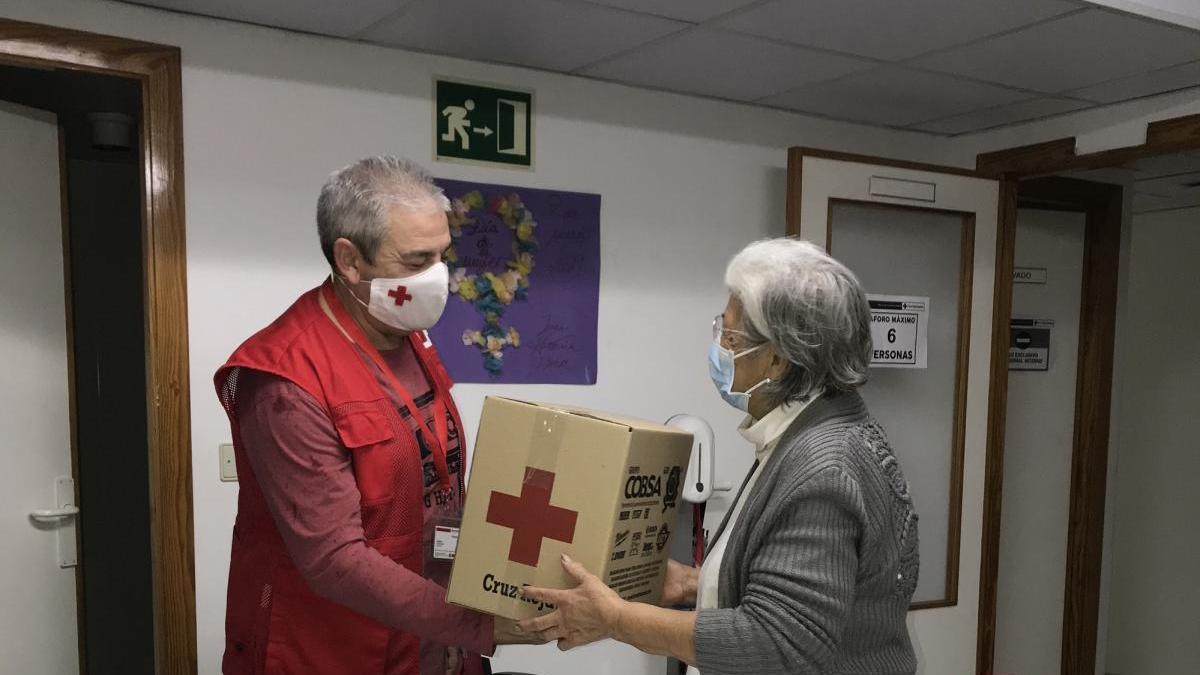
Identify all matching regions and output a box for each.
[434,78,533,168]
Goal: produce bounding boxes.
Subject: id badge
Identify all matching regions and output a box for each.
[433,525,460,561]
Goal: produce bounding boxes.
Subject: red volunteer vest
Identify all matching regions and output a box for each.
[214,281,470,675]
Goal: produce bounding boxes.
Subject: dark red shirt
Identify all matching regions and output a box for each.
[234,340,493,662]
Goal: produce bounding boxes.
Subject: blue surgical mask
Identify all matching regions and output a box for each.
[708,340,770,412]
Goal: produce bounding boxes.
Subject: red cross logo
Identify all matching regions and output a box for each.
[486,467,578,567]
[387,285,413,306]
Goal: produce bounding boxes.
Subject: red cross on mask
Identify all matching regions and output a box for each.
[486,467,579,567]
[387,285,413,306]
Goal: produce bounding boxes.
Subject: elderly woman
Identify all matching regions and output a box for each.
[519,238,919,674]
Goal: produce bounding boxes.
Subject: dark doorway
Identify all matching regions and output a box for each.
[0,62,155,675]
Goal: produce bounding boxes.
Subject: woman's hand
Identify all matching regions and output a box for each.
[494,616,549,646]
[661,559,699,607]
[517,554,626,651]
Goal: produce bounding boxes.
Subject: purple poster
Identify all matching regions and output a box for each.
[430,178,600,384]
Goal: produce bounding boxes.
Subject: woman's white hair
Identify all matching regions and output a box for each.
[725,237,872,404]
[316,155,450,268]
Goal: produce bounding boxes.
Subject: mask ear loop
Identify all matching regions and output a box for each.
[332,272,371,310]
[733,343,772,399]
[744,377,771,396]
[732,343,766,359]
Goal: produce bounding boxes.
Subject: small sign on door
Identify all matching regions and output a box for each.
[1013,266,1048,284]
[867,294,929,369]
[1009,318,1053,371]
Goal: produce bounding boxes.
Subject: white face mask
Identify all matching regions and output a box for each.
[339,262,450,333]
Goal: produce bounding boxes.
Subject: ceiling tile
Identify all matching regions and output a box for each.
[581,28,874,101]
[1132,191,1200,213]
[581,0,760,23]
[360,0,687,72]
[1061,167,1136,185]
[913,97,1091,134]
[1131,152,1200,178]
[761,66,1028,127]
[717,0,1079,61]
[911,9,1200,93]
[1135,170,1200,196]
[128,0,404,37]
[1068,59,1200,103]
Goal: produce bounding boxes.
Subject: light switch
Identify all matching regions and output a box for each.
[219,443,238,482]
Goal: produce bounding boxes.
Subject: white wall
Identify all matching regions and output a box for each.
[994,209,1086,675]
[1103,206,1200,675]
[0,1,957,673]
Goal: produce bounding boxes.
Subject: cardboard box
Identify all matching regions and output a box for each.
[447,397,694,619]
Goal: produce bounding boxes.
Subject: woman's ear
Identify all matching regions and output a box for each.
[767,346,790,381]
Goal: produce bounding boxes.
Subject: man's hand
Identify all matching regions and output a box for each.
[517,554,626,651]
[661,559,699,608]
[494,616,548,645]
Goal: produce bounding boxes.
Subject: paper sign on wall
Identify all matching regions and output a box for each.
[867,295,929,369]
[1009,318,1053,371]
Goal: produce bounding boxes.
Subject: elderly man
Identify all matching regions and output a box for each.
[215,157,527,675]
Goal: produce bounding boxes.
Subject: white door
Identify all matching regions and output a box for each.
[791,150,1000,675]
[0,100,80,673]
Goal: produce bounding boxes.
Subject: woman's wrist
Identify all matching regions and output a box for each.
[606,598,632,643]
[686,567,700,604]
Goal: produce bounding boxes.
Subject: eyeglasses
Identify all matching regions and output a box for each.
[712,314,752,349]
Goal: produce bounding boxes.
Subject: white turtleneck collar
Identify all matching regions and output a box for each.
[737,394,821,461]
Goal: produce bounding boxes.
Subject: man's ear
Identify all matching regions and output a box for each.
[333,238,363,283]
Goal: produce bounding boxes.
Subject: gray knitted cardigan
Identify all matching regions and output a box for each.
[693,391,919,675]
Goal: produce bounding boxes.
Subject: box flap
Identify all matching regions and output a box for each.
[491,397,691,435]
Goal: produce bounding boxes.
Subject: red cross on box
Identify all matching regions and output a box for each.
[486,467,578,567]
[388,285,413,306]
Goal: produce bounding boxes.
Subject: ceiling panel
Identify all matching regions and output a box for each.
[581,0,760,23]
[581,28,874,101]
[1130,151,1200,177]
[913,97,1089,134]
[127,0,403,37]
[1068,59,1200,103]
[761,66,1028,127]
[116,0,1200,136]
[360,0,687,72]
[1060,166,1136,184]
[1132,191,1200,213]
[911,9,1200,93]
[1135,170,1200,195]
[717,0,1081,61]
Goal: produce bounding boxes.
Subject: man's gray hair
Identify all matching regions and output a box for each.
[725,237,872,405]
[316,155,450,268]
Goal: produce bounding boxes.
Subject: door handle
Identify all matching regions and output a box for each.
[30,505,79,521]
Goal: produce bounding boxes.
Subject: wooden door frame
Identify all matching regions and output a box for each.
[1011,177,1122,675]
[0,18,195,675]
[973,113,1200,674]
